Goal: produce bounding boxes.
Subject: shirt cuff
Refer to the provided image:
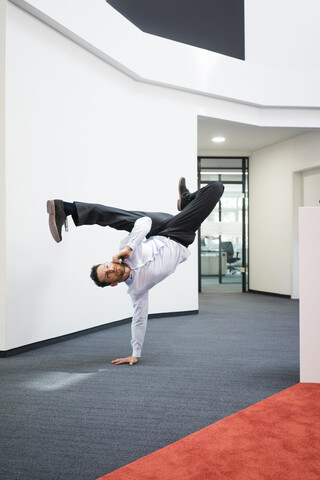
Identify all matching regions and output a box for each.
[127,240,136,251]
[132,349,141,358]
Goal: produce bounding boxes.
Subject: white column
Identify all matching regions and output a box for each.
[0,0,6,351]
[299,207,320,383]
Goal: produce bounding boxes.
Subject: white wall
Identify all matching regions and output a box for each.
[302,168,320,206]
[0,0,6,351]
[249,132,320,297]
[8,0,320,108]
[4,4,200,350]
[246,0,320,69]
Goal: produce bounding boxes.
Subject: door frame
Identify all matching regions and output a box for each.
[197,156,249,293]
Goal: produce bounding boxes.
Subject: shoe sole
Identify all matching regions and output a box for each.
[47,200,62,243]
[177,177,184,211]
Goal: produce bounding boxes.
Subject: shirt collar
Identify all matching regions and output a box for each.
[125,269,134,286]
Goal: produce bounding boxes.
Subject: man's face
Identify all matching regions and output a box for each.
[96,262,127,286]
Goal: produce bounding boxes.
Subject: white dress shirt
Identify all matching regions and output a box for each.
[120,217,190,358]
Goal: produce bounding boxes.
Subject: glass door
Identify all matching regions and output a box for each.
[198,157,248,293]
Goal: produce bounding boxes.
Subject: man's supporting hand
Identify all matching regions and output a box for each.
[112,246,133,263]
[111,356,138,366]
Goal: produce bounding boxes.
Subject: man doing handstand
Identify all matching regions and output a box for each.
[47,178,224,365]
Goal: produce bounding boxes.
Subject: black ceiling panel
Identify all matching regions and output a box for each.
[106,0,245,60]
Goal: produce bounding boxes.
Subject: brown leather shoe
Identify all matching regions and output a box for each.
[47,199,68,242]
[177,177,190,211]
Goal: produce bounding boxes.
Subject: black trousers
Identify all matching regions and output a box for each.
[73,182,224,248]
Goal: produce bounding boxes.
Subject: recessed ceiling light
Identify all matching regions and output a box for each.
[212,136,226,143]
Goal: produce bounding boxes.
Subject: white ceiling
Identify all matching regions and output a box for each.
[198,116,316,154]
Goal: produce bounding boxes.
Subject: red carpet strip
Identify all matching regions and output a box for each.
[98,383,320,480]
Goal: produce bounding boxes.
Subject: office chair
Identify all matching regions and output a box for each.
[221,241,240,274]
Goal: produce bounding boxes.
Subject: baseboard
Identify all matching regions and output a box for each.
[0,309,198,358]
[149,310,198,319]
[248,289,291,299]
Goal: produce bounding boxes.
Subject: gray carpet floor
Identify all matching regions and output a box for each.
[0,293,299,480]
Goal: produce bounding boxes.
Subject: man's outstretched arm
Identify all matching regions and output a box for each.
[111,292,149,366]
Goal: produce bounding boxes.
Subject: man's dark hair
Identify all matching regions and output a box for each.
[90,264,111,288]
